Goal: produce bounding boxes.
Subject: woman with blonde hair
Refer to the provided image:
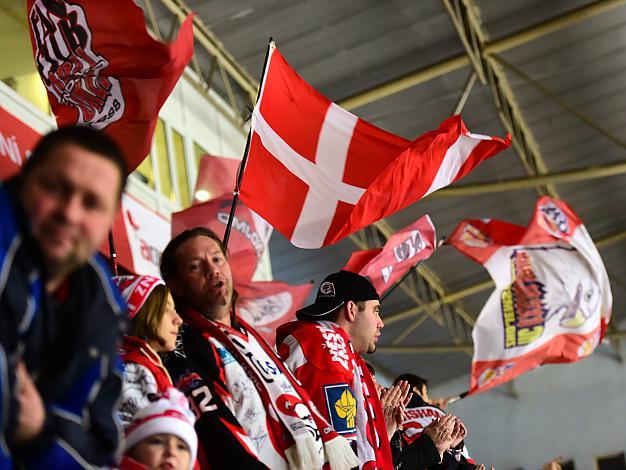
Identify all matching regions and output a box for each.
[114,275,183,427]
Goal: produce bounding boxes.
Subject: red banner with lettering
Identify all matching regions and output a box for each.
[26,0,194,172]
[344,215,437,295]
[0,106,42,179]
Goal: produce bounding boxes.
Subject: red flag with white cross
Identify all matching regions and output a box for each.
[240,43,511,249]
[26,0,194,173]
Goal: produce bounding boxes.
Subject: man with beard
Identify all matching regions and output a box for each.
[276,270,394,468]
[0,126,127,468]
[160,228,356,470]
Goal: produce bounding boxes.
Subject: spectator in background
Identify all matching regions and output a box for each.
[114,275,183,427]
[160,228,356,470]
[276,270,394,468]
[367,363,457,470]
[121,388,197,470]
[0,126,127,467]
[395,373,475,469]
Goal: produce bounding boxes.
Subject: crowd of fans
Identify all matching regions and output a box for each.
[0,126,564,469]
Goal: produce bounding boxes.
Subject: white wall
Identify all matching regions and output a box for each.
[430,341,626,469]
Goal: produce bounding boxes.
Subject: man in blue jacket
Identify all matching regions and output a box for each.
[0,126,127,468]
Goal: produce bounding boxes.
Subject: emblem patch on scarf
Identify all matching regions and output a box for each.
[324,384,356,436]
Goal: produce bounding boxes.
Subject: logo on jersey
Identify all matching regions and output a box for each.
[320,328,350,370]
[324,384,356,435]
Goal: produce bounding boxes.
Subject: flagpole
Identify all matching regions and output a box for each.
[446,391,469,404]
[381,260,424,301]
[222,37,274,249]
[108,229,119,276]
[380,236,445,301]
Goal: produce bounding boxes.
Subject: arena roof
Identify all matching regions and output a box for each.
[148,0,626,388]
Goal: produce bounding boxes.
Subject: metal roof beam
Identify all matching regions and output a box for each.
[377,344,473,354]
[378,331,626,354]
[491,54,626,151]
[433,161,626,197]
[338,0,625,110]
[156,0,258,103]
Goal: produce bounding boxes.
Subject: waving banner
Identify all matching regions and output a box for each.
[171,195,273,284]
[449,197,612,394]
[193,155,240,203]
[236,281,313,346]
[240,43,510,249]
[343,215,437,295]
[27,0,194,172]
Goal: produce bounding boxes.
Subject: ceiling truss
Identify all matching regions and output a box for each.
[143,0,626,349]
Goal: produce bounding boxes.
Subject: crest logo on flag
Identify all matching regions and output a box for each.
[501,249,547,349]
[28,0,125,128]
[539,202,569,237]
[477,363,515,388]
[578,331,601,358]
[459,224,492,248]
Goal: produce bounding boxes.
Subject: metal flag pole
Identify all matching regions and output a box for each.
[108,229,118,276]
[222,37,274,250]
[380,236,446,301]
[381,260,424,301]
[446,391,469,404]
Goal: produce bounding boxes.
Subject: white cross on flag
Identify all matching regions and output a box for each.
[240,43,511,248]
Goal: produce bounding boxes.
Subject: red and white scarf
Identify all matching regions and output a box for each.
[184,309,357,470]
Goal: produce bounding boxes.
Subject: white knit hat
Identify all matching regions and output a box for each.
[125,388,198,469]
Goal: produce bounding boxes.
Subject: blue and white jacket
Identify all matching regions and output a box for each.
[0,181,126,469]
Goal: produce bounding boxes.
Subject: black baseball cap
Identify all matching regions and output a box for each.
[296,270,380,320]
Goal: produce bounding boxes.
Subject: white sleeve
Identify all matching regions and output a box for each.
[119,362,159,428]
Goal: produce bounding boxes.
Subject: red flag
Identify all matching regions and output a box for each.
[240,44,511,249]
[0,105,43,180]
[449,197,612,395]
[193,155,241,203]
[171,195,272,284]
[26,0,194,172]
[236,281,313,346]
[343,216,437,295]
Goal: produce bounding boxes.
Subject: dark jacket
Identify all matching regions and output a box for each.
[164,317,269,470]
[402,394,476,470]
[0,181,126,469]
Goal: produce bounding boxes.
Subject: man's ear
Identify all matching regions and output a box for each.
[345,300,359,322]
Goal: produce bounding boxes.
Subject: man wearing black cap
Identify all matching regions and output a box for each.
[276,270,392,469]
